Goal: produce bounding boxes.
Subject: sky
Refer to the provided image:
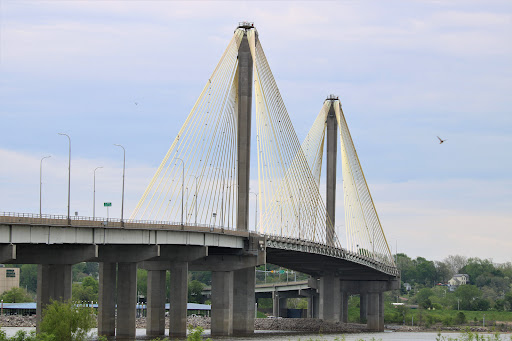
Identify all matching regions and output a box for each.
[1,1,511,263]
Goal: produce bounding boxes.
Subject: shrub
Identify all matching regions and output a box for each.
[39,300,95,341]
[454,311,467,325]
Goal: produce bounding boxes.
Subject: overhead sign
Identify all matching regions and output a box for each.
[104,202,112,207]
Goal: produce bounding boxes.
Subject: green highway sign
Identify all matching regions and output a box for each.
[104,202,112,207]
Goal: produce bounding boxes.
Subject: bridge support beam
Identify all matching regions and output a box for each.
[211,271,233,336]
[98,262,116,336]
[146,269,166,337]
[233,267,256,335]
[116,262,137,339]
[169,262,188,338]
[236,30,253,232]
[319,275,341,322]
[326,101,337,245]
[36,264,72,332]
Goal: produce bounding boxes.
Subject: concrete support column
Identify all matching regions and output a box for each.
[326,101,337,245]
[169,262,188,338]
[98,262,116,336]
[279,297,288,317]
[146,270,166,337]
[36,264,72,331]
[272,291,279,317]
[341,292,349,323]
[360,293,367,323]
[307,294,319,318]
[116,262,137,339]
[236,31,253,232]
[319,275,341,322]
[211,271,233,336]
[233,267,255,335]
[379,292,384,331]
[367,292,381,331]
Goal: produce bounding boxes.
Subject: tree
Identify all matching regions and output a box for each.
[444,255,468,277]
[434,261,451,283]
[455,285,481,310]
[414,257,437,285]
[136,269,147,299]
[0,287,33,303]
[188,280,205,303]
[39,300,95,341]
[72,276,99,302]
[19,264,38,294]
[415,288,434,309]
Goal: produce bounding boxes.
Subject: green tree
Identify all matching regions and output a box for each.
[0,287,33,303]
[72,276,99,302]
[188,280,205,303]
[39,300,95,341]
[415,288,434,308]
[455,285,481,310]
[19,264,38,294]
[137,269,147,299]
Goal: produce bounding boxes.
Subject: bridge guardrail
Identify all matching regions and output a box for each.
[0,211,239,232]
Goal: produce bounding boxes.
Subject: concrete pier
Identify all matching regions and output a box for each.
[169,262,188,338]
[319,275,341,322]
[36,264,72,331]
[98,262,116,336]
[233,267,256,335]
[116,262,137,339]
[360,293,367,323]
[211,271,234,336]
[367,292,380,331]
[146,269,166,336]
[341,291,349,323]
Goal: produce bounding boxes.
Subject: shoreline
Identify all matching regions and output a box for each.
[1,315,511,334]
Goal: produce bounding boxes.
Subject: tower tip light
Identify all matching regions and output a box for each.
[238,21,255,30]
[326,94,339,101]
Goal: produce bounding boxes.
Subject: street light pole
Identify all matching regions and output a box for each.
[114,144,125,225]
[173,158,184,226]
[250,192,258,230]
[39,155,51,218]
[93,166,103,220]
[58,133,71,222]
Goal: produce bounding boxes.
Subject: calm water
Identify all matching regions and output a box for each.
[1,327,510,340]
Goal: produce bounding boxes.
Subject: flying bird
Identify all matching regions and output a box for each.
[134,102,138,106]
[437,136,447,144]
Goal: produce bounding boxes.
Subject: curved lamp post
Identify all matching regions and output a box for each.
[39,155,51,217]
[58,133,71,222]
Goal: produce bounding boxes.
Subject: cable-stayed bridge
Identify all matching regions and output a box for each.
[0,22,399,338]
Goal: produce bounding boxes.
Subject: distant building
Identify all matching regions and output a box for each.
[0,267,20,295]
[403,283,412,291]
[448,274,469,287]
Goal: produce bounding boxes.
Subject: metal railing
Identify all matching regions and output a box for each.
[0,211,238,231]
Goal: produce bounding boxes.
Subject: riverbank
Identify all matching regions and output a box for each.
[1,315,511,334]
[0,316,367,333]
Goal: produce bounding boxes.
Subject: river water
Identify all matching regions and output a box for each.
[1,327,510,340]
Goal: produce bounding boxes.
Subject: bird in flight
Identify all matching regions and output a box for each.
[135,102,138,106]
[437,136,447,144]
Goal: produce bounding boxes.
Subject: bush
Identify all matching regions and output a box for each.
[454,311,467,325]
[442,316,453,326]
[39,300,95,341]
